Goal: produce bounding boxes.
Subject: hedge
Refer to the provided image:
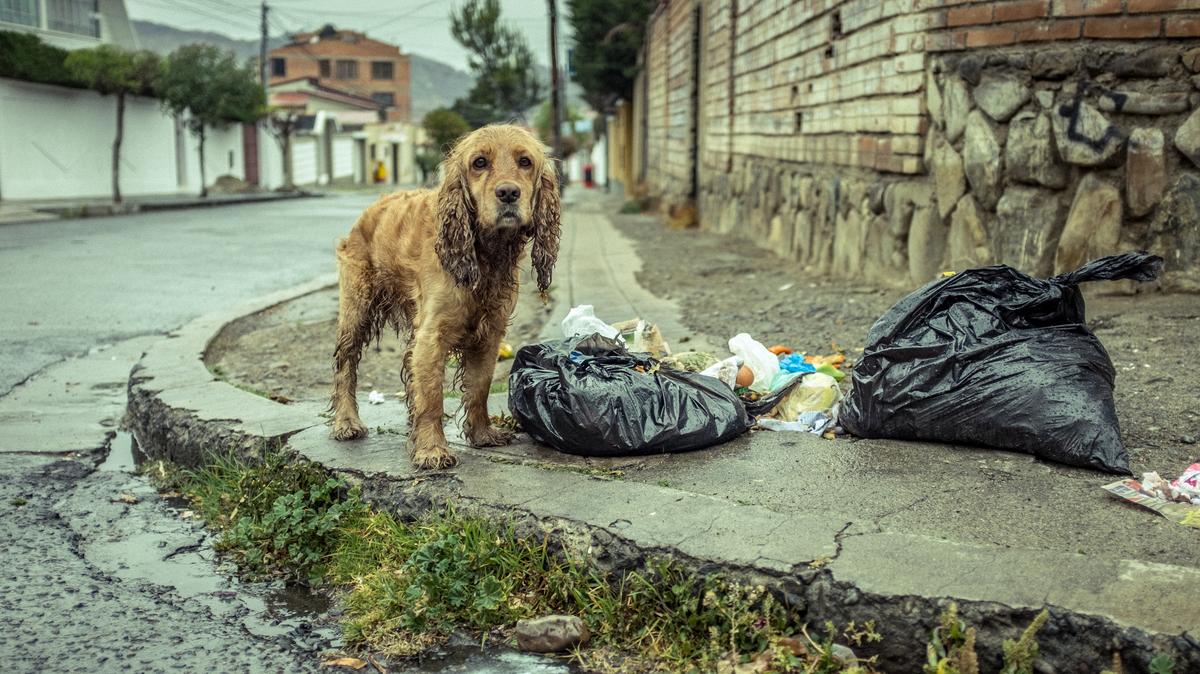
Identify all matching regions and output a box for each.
[0,30,85,88]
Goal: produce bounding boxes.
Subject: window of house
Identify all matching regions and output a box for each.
[270,57,286,77]
[335,59,358,80]
[371,61,394,80]
[0,0,40,27]
[372,92,395,108]
[46,0,98,37]
[319,59,331,78]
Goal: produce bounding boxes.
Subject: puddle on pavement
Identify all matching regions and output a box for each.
[91,430,580,672]
[99,429,139,472]
[405,643,579,673]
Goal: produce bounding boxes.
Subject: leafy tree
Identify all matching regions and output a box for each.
[0,30,82,88]
[65,46,159,204]
[414,148,440,186]
[533,99,586,159]
[157,44,264,197]
[564,0,653,112]
[450,0,543,125]
[265,108,299,191]
[423,107,472,154]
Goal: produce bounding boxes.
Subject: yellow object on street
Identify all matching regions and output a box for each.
[498,342,514,360]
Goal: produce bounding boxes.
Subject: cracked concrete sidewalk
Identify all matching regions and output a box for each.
[125,188,1200,670]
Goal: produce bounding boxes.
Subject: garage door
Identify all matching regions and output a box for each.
[292,137,317,186]
[332,137,353,180]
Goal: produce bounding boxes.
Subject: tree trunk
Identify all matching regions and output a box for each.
[112,92,125,204]
[198,126,207,198]
[282,130,294,191]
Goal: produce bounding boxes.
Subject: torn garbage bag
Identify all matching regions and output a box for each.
[840,251,1164,474]
[508,335,752,457]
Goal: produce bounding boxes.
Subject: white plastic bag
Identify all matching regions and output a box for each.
[729,333,779,392]
[699,355,742,389]
[561,305,620,340]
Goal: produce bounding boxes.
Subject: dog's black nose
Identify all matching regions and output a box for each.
[495,183,521,204]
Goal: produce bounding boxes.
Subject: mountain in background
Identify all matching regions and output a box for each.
[131,20,474,121]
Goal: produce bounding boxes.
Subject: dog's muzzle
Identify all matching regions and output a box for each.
[496,204,523,227]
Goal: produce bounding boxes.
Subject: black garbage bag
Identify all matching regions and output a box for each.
[840,251,1163,474]
[508,334,752,457]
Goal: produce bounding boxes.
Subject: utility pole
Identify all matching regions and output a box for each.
[259,1,269,94]
[547,0,564,184]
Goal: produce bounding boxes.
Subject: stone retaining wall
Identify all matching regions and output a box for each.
[925,43,1200,288]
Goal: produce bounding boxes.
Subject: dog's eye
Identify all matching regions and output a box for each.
[518,156,532,168]
[472,156,488,170]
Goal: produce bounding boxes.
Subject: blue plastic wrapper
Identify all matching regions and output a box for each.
[508,334,753,457]
[840,251,1164,474]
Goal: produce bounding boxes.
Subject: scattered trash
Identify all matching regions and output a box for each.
[1103,464,1200,529]
[758,412,836,435]
[322,656,368,670]
[778,282,795,292]
[561,304,620,340]
[1124,464,1200,505]
[768,372,841,421]
[612,318,671,358]
[367,390,386,405]
[779,353,816,375]
[841,251,1163,473]
[767,344,793,356]
[515,614,590,653]
[699,355,743,389]
[497,342,514,360]
[729,333,779,392]
[509,335,752,457]
[756,371,841,435]
[660,351,719,373]
[114,493,139,505]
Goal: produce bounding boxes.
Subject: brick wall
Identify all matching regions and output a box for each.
[927,0,1200,51]
[632,0,1200,288]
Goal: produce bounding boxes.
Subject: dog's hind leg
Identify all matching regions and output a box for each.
[330,243,372,441]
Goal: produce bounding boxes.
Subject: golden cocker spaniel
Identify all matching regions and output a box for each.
[329,124,561,469]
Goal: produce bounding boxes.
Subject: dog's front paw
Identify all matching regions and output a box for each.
[331,416,368,441]
[410,442,459,470]
[467,425,516,448]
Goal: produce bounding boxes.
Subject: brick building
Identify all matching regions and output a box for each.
[613,0,1200,289]
[268,25,412,122]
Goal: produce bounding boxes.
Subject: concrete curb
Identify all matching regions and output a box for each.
[125,274,334,466]
[125,282,1199,672]
[0,191,319,226]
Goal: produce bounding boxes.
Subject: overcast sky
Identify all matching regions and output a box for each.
[124,0,557,72]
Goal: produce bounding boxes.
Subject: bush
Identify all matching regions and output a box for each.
[0,31,84,88]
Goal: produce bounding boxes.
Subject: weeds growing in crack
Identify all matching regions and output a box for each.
[147,446,889,672]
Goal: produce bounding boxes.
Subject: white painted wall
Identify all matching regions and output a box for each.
[0,78,286,201]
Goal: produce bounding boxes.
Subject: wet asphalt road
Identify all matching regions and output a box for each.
[0,195,576,673]
[0,194,377,395]
[0,195,371,673]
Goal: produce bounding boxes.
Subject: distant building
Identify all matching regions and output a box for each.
[268,25,411,123]
[0,0,138,50]
[269,76,383,123]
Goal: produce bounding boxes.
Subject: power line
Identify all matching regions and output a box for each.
[135,0,258,34]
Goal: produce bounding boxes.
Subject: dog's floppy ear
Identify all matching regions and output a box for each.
[435,154,480,289]
[531,158,561,294]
